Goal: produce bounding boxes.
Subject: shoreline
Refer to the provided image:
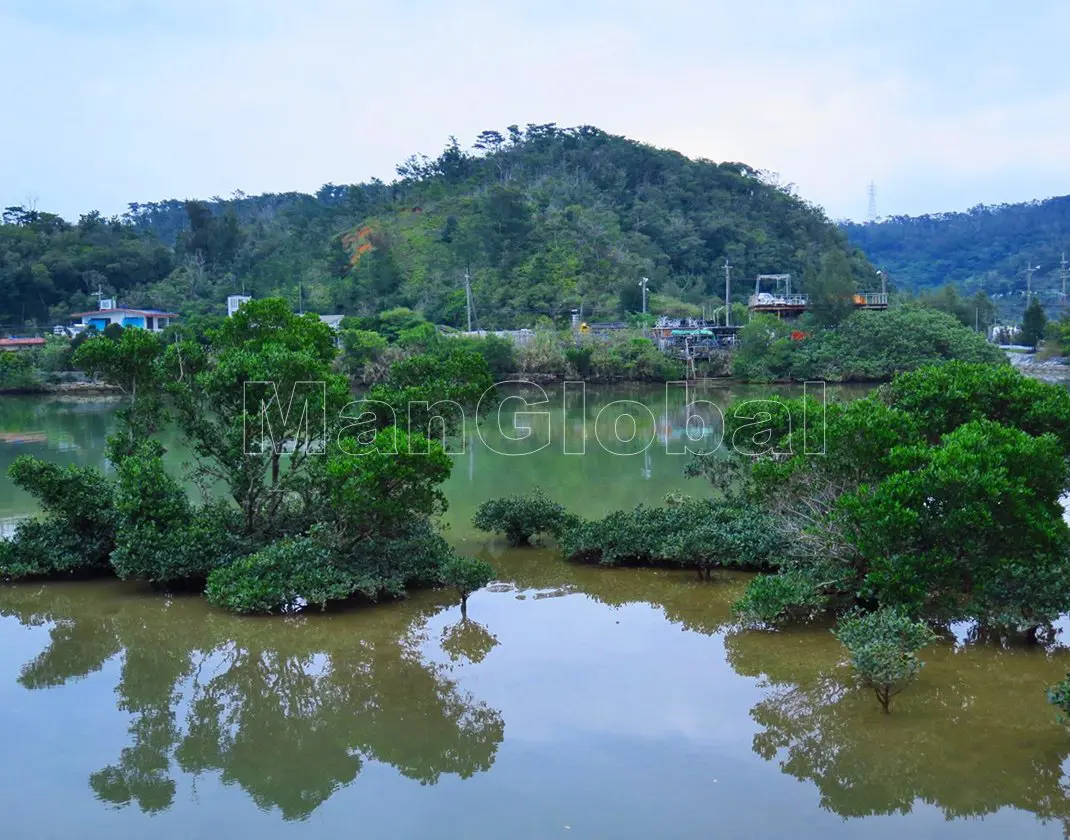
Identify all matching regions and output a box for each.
[0,381,123,397]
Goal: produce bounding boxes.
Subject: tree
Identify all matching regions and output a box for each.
[917,285,996,332]
[1022,297,1047,350]
[163,298,349,540]
[807,250,857,327]
[833,609,936,714]
[786,306,1006,381]
[367,344,495,436]
[472,488,574,546]
[74,327,168,460]
[721,363,1070,633]
[840,419,1070,633]
[438,555,495,618]
[732,314,795,381]
[339,326,388,381]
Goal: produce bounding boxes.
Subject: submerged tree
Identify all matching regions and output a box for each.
[438,555,495,618]
[833,609,937,714]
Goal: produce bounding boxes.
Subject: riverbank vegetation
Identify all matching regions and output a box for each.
[732,302,1005,383]
[338,307,687,384]
[0,298,496,615]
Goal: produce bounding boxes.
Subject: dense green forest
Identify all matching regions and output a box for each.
[1,125,879,330]
[842,196,1070,314]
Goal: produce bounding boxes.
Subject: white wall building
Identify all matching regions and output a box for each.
[71,300,178,333]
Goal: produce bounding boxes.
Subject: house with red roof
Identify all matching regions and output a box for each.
[0,337,46,352]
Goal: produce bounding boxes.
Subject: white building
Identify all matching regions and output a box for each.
[71,300,178,333]
[227,295,252,317]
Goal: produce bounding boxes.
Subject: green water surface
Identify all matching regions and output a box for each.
[1,386,1069,839]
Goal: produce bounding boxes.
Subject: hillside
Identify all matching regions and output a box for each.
[842,196,1070,311]
[2,125,877,330]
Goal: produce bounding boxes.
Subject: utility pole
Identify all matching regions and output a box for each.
[1025,263,1040,301]
[464,267,473,332]
[723,258,732,327]
[298,282,303,315]
[1061,253,1069,310]
[638,277,650,316]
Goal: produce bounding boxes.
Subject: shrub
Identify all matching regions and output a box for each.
[1,456,116,578]
[0,518,91,578]
[472,489,574,546]
[1048,673,1070,724]
[0,352,42,392]
[590,335,685,381]
[204,523,453,615]
[204,534,348,614]
[558,499,782,572]
[438,554,495,616]
[110,445,250,584]
[113,499,250,585]
[733,571,828,625]
[558,505,670,565]
[517,330,568,375]
[733,307,1008,383]
[564,345,594,377]
[833,608,937,714]
[659,503,785,578]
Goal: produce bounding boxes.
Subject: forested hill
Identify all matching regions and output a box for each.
[1,125,876,329]
[842,195,1070,302]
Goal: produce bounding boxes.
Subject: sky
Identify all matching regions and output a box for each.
[3,0,1070,222]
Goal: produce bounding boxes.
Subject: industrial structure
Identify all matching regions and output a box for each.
[747,274,888,316]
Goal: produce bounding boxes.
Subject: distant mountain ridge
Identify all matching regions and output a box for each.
[841,195,1070,306]
[1,124,874,329]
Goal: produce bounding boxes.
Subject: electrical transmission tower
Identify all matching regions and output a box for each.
[867,181,878,222]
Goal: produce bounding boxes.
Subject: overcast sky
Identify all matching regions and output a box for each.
[3,0,1069,222]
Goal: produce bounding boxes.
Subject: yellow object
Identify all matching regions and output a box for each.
[580,322,590,334]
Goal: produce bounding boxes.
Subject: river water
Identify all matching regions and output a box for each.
[2,386,1070,839]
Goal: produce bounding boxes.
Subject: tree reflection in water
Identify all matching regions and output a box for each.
[440,618,499,665]
[0,584,504,820]
[724,625,1070,830]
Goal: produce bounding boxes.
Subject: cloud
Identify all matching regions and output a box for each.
[3,0,1069,220]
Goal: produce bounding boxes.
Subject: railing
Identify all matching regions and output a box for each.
[748,292,889,309]
[749,293,809,307]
